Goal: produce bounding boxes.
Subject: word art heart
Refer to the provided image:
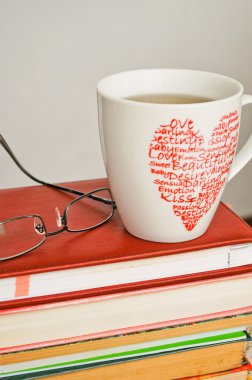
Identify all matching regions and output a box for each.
[148,112,239,231]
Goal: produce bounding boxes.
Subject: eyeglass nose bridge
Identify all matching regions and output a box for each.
[34,210,67,237]
[41,208,67,237]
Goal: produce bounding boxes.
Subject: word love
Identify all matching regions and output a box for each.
[148,113,239,231]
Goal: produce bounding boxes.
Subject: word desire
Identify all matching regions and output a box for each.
[148,113,239,231]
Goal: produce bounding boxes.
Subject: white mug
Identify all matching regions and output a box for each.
[97,69,252,242]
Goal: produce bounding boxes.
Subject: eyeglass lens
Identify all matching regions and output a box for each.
[66,189,113,232]
[0,216,46,260]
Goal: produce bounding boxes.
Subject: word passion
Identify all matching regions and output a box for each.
[149,112,239,231]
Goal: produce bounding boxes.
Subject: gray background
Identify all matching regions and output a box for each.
[0,0,252,217]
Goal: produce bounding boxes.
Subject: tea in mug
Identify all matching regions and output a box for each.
[125,93,213,104]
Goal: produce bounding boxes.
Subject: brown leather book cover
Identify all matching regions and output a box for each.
[0,178,252,309]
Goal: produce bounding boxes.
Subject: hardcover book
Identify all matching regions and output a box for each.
[0,328,247,379]
[1,273,252,351]
[0,179,252,308]
[3,342,245,380]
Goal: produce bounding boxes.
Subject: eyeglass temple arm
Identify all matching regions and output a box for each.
[0,135,115,207]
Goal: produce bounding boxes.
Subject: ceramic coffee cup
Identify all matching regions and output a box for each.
[97,69,252,242]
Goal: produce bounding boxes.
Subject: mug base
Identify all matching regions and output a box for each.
[124,226,208,244]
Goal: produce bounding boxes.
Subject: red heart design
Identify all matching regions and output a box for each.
[148,112,239,231]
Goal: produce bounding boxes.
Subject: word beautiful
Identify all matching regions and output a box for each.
[149,112,239,231]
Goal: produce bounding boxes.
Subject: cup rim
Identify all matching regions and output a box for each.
[97,68,244,107]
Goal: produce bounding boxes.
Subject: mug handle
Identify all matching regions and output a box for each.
[228,94,252,181]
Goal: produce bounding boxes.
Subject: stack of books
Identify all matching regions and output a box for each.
[1,178,252,379]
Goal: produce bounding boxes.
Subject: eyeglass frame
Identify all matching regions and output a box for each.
[0,134,116,261]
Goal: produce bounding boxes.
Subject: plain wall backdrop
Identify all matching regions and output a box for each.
[0,0,252,217]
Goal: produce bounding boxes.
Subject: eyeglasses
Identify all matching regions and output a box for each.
[0,135,116,261]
